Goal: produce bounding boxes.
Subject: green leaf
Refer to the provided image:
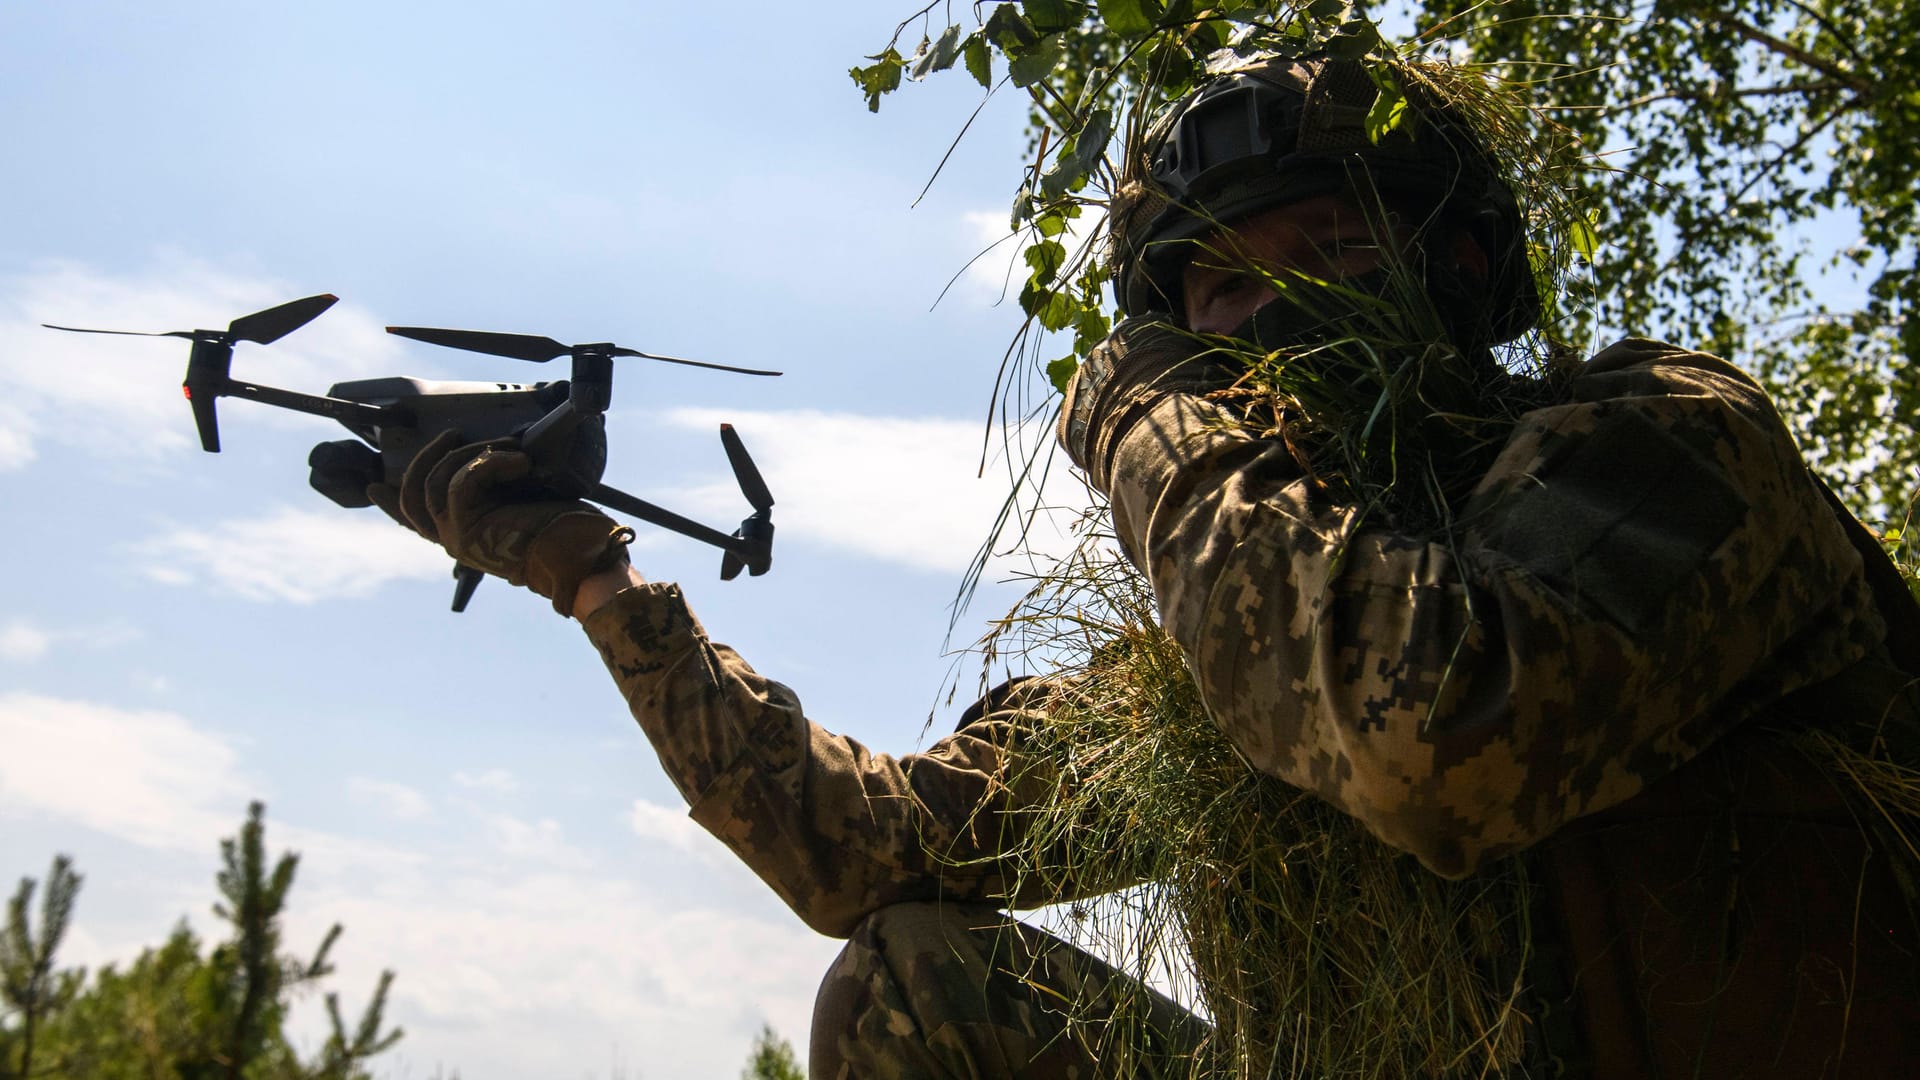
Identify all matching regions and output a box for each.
[1011,182,1036,229]
[1363,69,1407,144]
[1035,210,1069,238]
[1008,33,1065,88]
[1308,0,1345,18]
[1025,239,1067,285]
[1039,155,1081,200]
[848,49,905,113]
[1037,289,1078,331]
[1018,277,1078,330]
[963,32,993,88]
[986,3,1040,49]
[1071,107,1115,177]
[1025,0,1083,32]
[1323,17,1380,60]
[1073,306,1112,351]
[1568,213,1599,261]
[1047,355,1080,394]
[1096,0,1157,37]
[911,25,964,81]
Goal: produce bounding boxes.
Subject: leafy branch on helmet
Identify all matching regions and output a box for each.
[863,0,1919,526]
[855,3,1590,389]
[857,3,1591,618]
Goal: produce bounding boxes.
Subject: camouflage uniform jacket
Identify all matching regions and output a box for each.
[582,337,1886,932]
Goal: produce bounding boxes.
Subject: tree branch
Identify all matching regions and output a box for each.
[1781,0,1868,68]
[1696,8,1872,96]
[1613,79,1846,111]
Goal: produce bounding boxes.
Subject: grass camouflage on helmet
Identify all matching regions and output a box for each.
[1112,55,1540,345]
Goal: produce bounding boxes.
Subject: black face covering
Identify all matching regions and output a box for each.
[1218,268,1408,353]
[1216,259,1500,371]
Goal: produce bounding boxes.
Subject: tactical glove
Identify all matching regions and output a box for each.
[368,430,634,618]
[1057,316,1236,492]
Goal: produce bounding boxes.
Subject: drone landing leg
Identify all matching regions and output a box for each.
[451,564,485,612]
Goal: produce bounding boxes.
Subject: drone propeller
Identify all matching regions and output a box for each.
[44,293,338,346]
[38,325,196,340]
[720,424,773,513]
[45,294,339,452]
[718,424,774,581]
[385,326,781,377]
[228,294,340,345]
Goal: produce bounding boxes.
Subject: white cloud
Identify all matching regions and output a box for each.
[133,505,450,603]
[0,620,52,663]
[348,777,433,821]
[474,809,591,868]
[291,867,838,1080]
[0,693,837,1080]
[628,798,718,859]
[0,401,36,470]
[959,207,1106,304]
[0,692,254,851]
[0,257,410,471]
[0,618,141,664]
[660,407,1090,576]
[453,767,520,794]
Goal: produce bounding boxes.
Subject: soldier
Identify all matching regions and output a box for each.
[376,55,1920,1078]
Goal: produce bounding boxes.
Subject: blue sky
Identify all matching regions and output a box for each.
[0,4,1088,1076]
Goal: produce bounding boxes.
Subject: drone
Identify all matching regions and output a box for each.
[46,294,780,611]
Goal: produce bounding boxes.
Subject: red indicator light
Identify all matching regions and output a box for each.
[182,385,192,400]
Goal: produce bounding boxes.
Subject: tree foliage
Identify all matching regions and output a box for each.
[0,856,84,1080]
[1409,0,1919,516]
[855,0,1917,521]
[0,803,402,1080]
[739,1023,805,1080]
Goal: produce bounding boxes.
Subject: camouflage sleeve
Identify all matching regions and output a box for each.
[1096,338,1885,878]
[580,584,1058,936]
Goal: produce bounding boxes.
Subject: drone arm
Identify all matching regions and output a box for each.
[223,380,399,428]
[587,483,746,553]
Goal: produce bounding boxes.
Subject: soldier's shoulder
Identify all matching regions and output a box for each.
[951,674,1063,733]
[1581,336,1751,382]
[1569,336,1770,410]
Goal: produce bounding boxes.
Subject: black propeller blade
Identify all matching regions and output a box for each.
[718,424,774,581]
[228,294,339,344]
[386,325,782,376]
[721,423,773,512]
[43,293,338,344]
[40,324,194,339]
[385,327,572,362]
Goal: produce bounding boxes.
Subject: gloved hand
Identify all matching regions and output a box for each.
[1057,316,1234,491]
[368,430,634,617]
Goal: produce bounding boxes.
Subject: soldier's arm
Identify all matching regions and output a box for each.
[1092,339,1882,877]
[579,582,1059,936]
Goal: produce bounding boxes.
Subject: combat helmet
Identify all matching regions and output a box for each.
[1110,55,1539,345]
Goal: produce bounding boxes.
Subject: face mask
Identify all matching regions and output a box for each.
[1218,268,1423,353]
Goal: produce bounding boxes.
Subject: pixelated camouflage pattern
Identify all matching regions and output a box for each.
[580,335,1905,1073]
[1092,336,1886,876]
[582,594,1070,935]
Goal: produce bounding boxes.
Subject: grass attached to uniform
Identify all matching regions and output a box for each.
[984,539,1534,1079]
[962,56,1586,1078]
[951,46,1920,1078]
[978,242,1564,1077]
